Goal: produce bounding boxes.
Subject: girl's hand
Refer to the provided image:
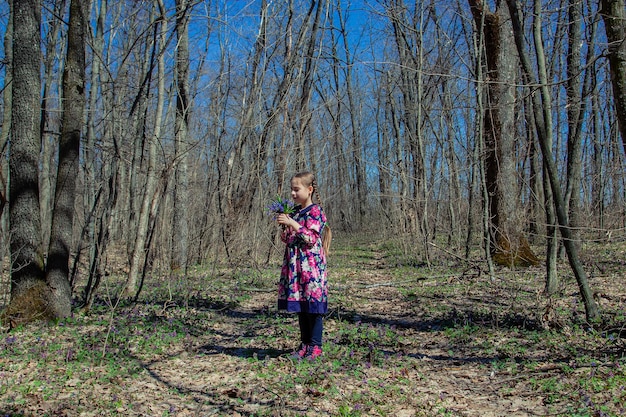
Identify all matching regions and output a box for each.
[277,213,299,231]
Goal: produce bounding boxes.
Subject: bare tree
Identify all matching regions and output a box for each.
[335,0,367,225]
[384,0,432,261]
[126,0,168,297]
[77,0,123,309]
[507,0,601,322]
[600,0,626,154]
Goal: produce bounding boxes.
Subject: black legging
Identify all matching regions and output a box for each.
[298,313,323,347]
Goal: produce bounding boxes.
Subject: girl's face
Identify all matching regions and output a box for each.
[290,178,313,207]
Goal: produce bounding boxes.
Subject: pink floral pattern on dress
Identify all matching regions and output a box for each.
[277,204,328,314]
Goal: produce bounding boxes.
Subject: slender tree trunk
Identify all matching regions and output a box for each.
[322,34,351,231]
[591,80,606,236]
[0,0,13,299]
[386,0,430,259]
[507,0,600,322]
[126,1,166,297]
[544,172,559,294]
[78,0,106,290]
[465,115,479,260]
[526,96,542,243]
[39,0,67,256]
[221,0,269,259]
[336,1,366,224]
[172,0,191,273]
[528,1,559,294]
[294,0,322,170]
[565,0,596,253]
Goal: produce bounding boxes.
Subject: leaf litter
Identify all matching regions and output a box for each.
[0,239,625,416]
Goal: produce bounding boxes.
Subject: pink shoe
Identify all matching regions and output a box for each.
[290,343,308,359]
[305,345,322,360]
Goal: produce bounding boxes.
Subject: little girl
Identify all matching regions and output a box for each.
[276,171,331,360]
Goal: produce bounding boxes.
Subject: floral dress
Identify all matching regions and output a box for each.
[278,204,328,314]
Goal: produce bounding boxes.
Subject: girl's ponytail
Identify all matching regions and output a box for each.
[322,224,332,256]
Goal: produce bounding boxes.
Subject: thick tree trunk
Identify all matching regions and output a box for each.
[600,0,626,154]
[5,0,48,324]
[468,0,539,267]
[45,0,86,318]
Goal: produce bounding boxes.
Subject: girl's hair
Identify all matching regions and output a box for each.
[293,171,332,255]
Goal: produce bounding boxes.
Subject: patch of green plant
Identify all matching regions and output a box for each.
[443,323,478,343]
[331,320,399,367]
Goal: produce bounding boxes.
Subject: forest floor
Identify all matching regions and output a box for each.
[0,236,625,416]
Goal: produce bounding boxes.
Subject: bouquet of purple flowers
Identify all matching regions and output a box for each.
[266,195,296,219]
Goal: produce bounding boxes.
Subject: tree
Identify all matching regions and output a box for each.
[45,0,86,317]
[384,0,432,260]
[171,0,192,274]
[467,0,539,267]
[5,0,48,324]
[334,0,367,225]
[506,0,601,322]
[3,0,86,323]
[0,0,12,282]
[126,0,168,297]
[600,0,626,154]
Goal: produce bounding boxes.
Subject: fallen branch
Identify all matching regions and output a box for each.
[428,241,485,273]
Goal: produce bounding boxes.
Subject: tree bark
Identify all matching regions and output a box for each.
[294,0,322,170]
[6,0,48,323]
[468,0,539,267]
[45,0,86,318]
[532,1,558,295]
[77,0,106,291]
[600,0,626,154]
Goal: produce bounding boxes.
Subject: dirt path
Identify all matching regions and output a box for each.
[324,255,551,416]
